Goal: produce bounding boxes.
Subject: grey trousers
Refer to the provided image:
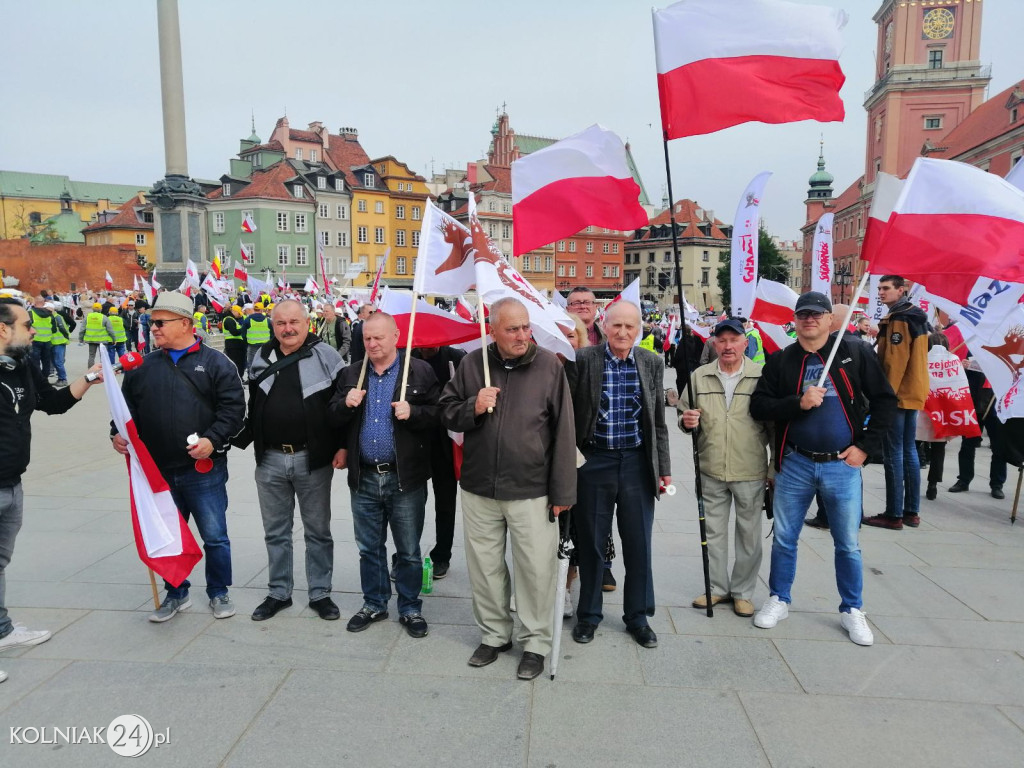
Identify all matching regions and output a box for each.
[701,475,765,601]
[255,449,334,602]
[0,483,24,638]
[462,491,558,657]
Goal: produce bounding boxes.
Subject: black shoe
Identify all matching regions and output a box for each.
[400,613,429,638]
[949,482,969,493]
[309,597,340,621]
[804,515,829,530]
[389,553,398,582]
[517,651,545,680]
[992,487,1006,500]
[926,483,937,500]
[468,641,513,667]
[628,625,658,648]
[432,562,450,580]
[602,569,617,592]
[346,607,388,632]
[572,621,597,644]
[251,596,292,621]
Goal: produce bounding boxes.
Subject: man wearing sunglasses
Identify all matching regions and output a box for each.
[750,292,896,646]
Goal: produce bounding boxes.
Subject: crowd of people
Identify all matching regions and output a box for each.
[0,274,1009,686]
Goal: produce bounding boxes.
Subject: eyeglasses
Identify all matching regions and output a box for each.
[151,318,187,328]
[794,310,825,320]
[567,300,595,308]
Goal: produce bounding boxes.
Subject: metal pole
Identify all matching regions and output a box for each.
[662,137,713,617]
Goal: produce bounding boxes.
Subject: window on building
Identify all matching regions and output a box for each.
[357,226,368,243]
[375,254,386,273]
[311,150,318,163]
[374,227,385,244]
[558,241,566,252]
[569,265,577,277]
[213,212,225,233]
[502,203,511,214]
[586,265,594,278]
[293,185,304,198]
[396,257,407,274]
[928,49,943,69]
[296,246,308,266]
[412,206,421,220]
[317,176,326,189]
[396,205,405,220]
[502,224,511,239]
[278,245,290,266]
[602,265,610,278]
[295,213,307,233]
[702,250,709,262]
[533,255,542,271]
[318,204,329,218]
[569,241,577,252]
[222,183,231,197]
[585,242,593,253]
[488,223,497,238]
[295,148,303,160]
[557,265,565,276]
[544,256,553,271]
[357,199,367,213]
[252,154,262,168]
[612,242,619,254]
[648,252,655,263]
[338,231,347,247]
[363,173,374,187]
[602,242,610,254]
[337,204,347,219]
[586,226,594,233]
[242,209,253,227]
[701,268,710,286]
[411,231,420,247]
[488,201,496,212]
[613,265,620,278]
[242,243,255,264]
[924,116,943,130]
[276,212,289,231]
[375,201,384,214]
[396,230,406,247]
[143,211,154,224]
[215,244,226,260]
[450,200,457,212]
[335,179,343,192]
[323,257,331,273]
[319,231,329,247]
[664,252,672,262]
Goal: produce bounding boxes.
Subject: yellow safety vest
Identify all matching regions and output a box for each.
[30,309,53,343]
[222,317,243,342]
[51,315,70,346]
[246,316,270,345]
[83,311,113,343]
[109,314,127,343]
[639,334,656,352]
[745,329,765,365]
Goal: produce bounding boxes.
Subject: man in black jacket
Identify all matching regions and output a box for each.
[235,300,345,622]
[112,292,245,624]
[330,311,439,639]
[348,303,374,362]
[0,297,103,676]
[750,292,897,646]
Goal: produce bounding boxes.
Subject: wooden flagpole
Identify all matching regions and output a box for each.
[816,271,871,387]
[399,292,419,401]
[148,568,160,609]
[477,292,492,412]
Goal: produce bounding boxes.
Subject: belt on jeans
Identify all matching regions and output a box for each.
[790,444,843,462]
[267,443,306,454]
[363,462,394,474]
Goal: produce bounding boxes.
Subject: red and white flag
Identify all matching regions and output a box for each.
[454,296,476,322]
[810,213,834,296]
[753,321,794,356]
[609,277,641,310]
[652,0,847,139]
[751,279,799,326]
[100,351,202,587]
[412,202,475,296]
[304,275,320,294]
[730,171,772,319]
[923,345,980,440]
[132,273,140,293]
[104,270,114,291]
[377,289,482,348]
[511,124,648,256]
[234,261,248,282]
[318,241,329,291]
[965,306,1024,422]
[861,172,903,265]
[369,251,388,304]
[149,270,161,300]
[872,158,1024,305]
[241,211,257,233]
[185,259,201,288]
[200,273,228,312]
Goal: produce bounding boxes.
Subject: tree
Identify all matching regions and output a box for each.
[716,224,790,314]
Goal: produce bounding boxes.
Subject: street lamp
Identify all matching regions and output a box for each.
[835,263,853,304]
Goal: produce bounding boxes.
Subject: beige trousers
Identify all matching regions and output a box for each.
[461,491,558,656]
[701,475,765,601]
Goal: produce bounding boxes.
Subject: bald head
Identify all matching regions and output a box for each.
[603,301,642,359]
[830,304,848,333]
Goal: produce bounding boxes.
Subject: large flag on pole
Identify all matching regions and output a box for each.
[965,305,1024,422]
[234,260,248,283]
[750,278,798,354]
[210,253,222,280]
[185,259,201,289]
[369,250,388,304]
[241,211,257,233]
[511,124,648,256]
[377,290,482,348]
[810,213,835,296]
[104,271,114,291]
[652,0,847,139]
[100,351,202,587]
[730,171,771,319]
[871,158,1024,305]
[861,172,903,265]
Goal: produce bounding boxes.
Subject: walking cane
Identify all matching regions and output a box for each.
[1011,466,1023,525]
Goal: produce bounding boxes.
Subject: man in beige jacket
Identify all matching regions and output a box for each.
[680,318,771,617]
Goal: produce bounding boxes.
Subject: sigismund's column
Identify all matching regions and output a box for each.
[150,0,206,281]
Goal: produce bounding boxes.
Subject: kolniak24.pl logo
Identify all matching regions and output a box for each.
[10,714,170,757]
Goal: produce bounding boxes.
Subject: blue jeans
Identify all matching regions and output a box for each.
[163,460,232,600]
[884,408,921,518]
[350,469,426,616]
[770,451,864,612]
[31,341,52,378]
[0,484,24,639]
[51,344,68,381]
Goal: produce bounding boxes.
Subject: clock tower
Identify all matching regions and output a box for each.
[864,0,990,186]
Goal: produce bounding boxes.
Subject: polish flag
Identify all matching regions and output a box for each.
[511,124,648,256]
[304,275,320,294]
[369,252,387,304]
[149,271,161,301]
[377,290,482,348]
[241,211,257,233]
[653,0,846,139]
[662,316,678,352]
[754,320,795,355]
[609,277,641,309]
[234,262,248,282]
[104,271,114,291]
[454,296,475,322]
[861,172,903,265]
[100,350,202,587]
[750,279,798,326]
[132,274,140,293]
[872,158,1024,305]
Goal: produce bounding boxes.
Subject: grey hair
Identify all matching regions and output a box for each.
[490,297,527,326]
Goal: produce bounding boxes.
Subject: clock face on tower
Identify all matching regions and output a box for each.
[922,7,955,40]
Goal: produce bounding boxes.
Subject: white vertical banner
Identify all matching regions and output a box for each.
[810,213,834,296]
[863,273,888,326]
[730,171,771,319]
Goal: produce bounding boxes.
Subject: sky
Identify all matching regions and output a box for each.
[0,0,1019,241]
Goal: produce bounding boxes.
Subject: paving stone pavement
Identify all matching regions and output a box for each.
[1,343,1023,767]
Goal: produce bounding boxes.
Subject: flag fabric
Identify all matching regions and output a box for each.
[140,277,153,304]
[861,172,903,265]
[369,251,388,304]
[872,158,1024,305]
[200,274,227,312]
[241,211,257,233]
[1007,159,1024,192]
[964,305,1024,422]
[247,273,269,298]
[177,278,192,298]
[132,273,140,293]
[234,261,248,282]
[412,202,476,296]
[922,281,1024,349]
[100,350,203,587]
[754,320,795,355]
[923,345,981,440]
[510,124,648,257]
[210,253,222,280]
[551,291,567,309]
[942,322,969,361]
[104,270,113,291]
[652,0,847,139]
[318,241,329,291]
[609,277,641,309]
[862,274,888,326]
[454,296,476,322]
[810,213,834,296]
[730,171,772,319]
[662,316,679,352]
[185,259,201,288]
[750,278,799,326]
[376,290,482,348]
[304,275,320,294]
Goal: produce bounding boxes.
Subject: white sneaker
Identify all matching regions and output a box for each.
[753,596,789,628]
[563,591,574,618]
[0,625,52,650]
[841,608,874,646]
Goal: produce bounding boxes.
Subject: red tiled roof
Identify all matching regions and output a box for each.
[218,162,304,201]
[289,129,320,143]
[82,194,153,232]
[324,134,372,188]
[647,199,722,227]
[241,140,285,154]
[475,165,512,194]
[933,80,1024,159]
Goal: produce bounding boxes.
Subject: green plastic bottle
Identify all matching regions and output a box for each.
[422,556,434,594]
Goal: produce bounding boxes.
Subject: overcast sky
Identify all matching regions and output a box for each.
[1,0,1018,240]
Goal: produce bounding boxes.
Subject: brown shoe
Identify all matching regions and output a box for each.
[517,652,545,680]
[863,514,903,530]
[733,599,755,617]
[468,641,513,667]
[691,593,732,609]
